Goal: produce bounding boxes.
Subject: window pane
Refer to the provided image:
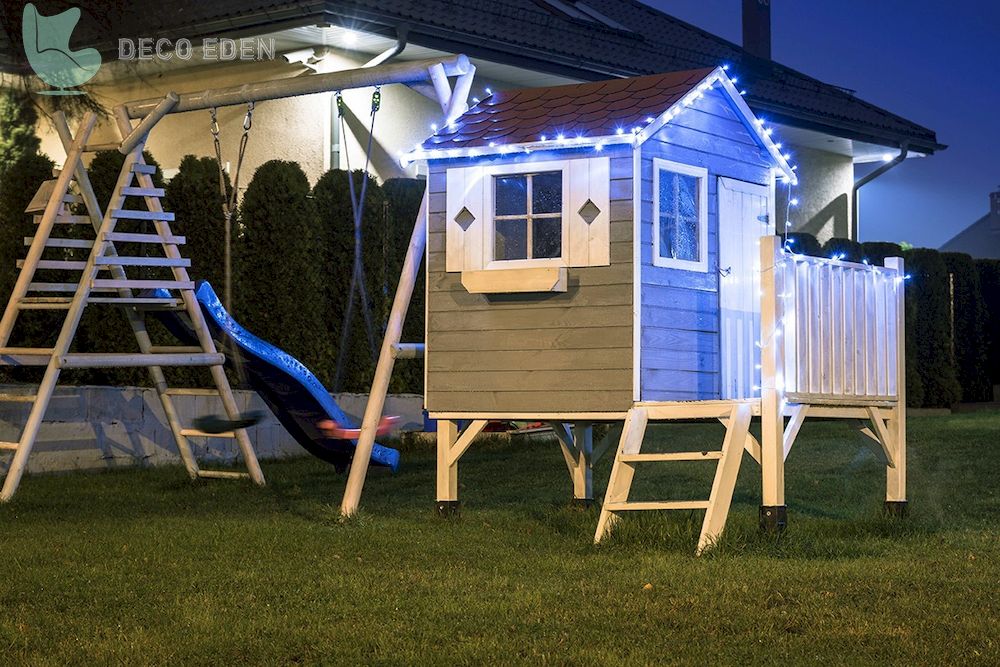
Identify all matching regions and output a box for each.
[532,171,562,214]
[533,217,562,258]
[495,175,527,216]
[495,218,528,260]
[658,169,700,262]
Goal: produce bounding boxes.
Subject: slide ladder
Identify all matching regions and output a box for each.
[595,402,752,554]
[0,110,264,500]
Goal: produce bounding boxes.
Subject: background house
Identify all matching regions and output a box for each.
[940,188,1000,259]
[0,0,943,243]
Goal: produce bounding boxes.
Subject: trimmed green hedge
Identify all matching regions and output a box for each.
[312,169,388,392]
[163,155,230,289]
[382,178,427,394]
[860,241,903,266]
[975,259,1000,398]
[784,232,821,257]
[0,90,41,181]
[822,237,864,263]
[904,248,962,407]
[235,160,328,383]
[941,253,989,402]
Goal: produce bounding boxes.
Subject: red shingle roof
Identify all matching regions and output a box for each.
[421,67,716,151]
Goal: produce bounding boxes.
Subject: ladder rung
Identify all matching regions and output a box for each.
[28,282,115,293]
[196,470,250,480]
[181,428,237,439]
[17,297,72,310]
[620,451,723,463]
[0,441,19,451]
[94,256,190,268]
[92,279,194,291]
[149,346,204,353]
[0,394,37,402]
[121,186,165,198]
[33,215,92,225]
[603,501,711,512]
[103,232,185,245]
[163,388,220,396]
[0,348,54,366]
[84,142,121,152]
[58,352,225,368]
[131,163,157,174]
[87,297,184,309]
[24,237,94,249]
[63,194,83,205]
[110,209,174,222]
[17,260,109,271]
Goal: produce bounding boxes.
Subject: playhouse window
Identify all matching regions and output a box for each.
[653,159,708,272]
[493,171,563,261]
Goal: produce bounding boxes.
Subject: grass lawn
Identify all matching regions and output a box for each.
[1,411,998,665]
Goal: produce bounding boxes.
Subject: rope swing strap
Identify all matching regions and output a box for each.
[210,102,254,313]
[332,87,382,393]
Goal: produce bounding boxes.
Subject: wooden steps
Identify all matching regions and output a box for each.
[181,428,237,439]
[33,214,92,225]
[196,470,250,480]
[92,279,194,291]
[24,237,94,249]
[121,186,165,197]
[0,442,19,451]
[94,256,190,268]
[58,352,225,368]
[603,500,711,512]
[131,163,158,174]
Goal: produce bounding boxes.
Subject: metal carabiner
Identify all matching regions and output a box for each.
[243,101,255,131]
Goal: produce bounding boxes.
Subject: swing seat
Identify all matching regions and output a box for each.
[148,282,400,472]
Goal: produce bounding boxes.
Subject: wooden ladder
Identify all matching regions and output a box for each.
[0,111,264,500]
[594,403,752,554]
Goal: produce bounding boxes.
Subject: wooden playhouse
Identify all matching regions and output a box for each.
[402,66,907,552]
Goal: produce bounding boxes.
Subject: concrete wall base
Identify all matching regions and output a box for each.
[0,385,425,475]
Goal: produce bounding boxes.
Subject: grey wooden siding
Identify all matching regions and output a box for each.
[425,146,634,414]
[639,88,772,401]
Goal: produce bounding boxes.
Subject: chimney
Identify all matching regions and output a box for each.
[742,0,772,60]
[991,187,1000,232]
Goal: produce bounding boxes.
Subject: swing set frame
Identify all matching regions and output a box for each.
[0,54,474,507]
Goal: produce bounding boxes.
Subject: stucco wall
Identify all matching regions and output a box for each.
[0,386,424,475]
[775,145,854,243]
[35,52,506,187]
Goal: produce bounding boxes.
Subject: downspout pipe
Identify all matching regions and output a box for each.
[364,27,408,68]
[852,143,908,240]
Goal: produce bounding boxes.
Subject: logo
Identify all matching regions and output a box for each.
[22,3,101,95]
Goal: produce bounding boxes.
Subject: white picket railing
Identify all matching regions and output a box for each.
[760,237,905,406]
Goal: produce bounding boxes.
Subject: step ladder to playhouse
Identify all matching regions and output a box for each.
[595,401,755,554]
[0,106,265,500]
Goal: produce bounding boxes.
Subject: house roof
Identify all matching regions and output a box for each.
[0,0,943,154]
[406,65,796,183]
[940,214,1000,260]
[421,67,716,150]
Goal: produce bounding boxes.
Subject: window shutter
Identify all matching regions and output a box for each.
[567,156,611,267]
[445,165,485,272]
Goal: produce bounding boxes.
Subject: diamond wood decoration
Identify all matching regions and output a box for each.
[454,206,476,230]
[578,199,601,225]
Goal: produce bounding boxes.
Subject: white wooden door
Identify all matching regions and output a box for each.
[718,177,773,399]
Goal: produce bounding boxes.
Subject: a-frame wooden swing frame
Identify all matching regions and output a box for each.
[0,55,475,504]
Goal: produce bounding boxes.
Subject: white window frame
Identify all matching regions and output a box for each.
[483,160,570,270]
[652,158,709,272]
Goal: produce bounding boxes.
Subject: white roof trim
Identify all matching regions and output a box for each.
[401,66,798,185]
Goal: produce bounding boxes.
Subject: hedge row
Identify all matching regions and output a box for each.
[786,232,996,407]
[0,150,425,394]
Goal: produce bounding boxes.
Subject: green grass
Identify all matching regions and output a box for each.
[1,412,998,665]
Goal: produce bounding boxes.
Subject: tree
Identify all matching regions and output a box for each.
[904,248,961,407]
[941,252,989,402]
[235,160,327,378]
[163,155,230,288]
[0,90,41,182]
[312,169,387,391]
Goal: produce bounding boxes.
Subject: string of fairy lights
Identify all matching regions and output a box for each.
[401,63,908,398]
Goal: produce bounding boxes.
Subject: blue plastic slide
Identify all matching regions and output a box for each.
[151,282,399,473]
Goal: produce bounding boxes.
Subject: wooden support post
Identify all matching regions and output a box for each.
[884,257,907,514]
[436,419,459,514]
[340,194,428,517]
[759,236,787,531]
[571,423,593,503]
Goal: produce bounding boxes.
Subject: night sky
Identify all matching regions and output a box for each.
[643,0,999,248]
